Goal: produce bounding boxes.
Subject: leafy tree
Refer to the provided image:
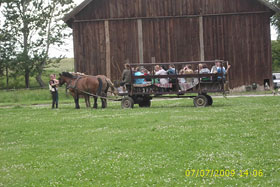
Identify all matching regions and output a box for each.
[33,0,75,87]
[271,0,280,39]
[1,0,74,88]
[271,40,280,72]
[0,21,17,88]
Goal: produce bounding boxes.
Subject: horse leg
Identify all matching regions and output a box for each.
[101,93,107,108]
[75,95,80,109]
[87,95,91,108]
[103,92,108,108]
[85,95,90,108]
[104,98,108,108]
[93,96,98,109]
[84,96,88,108]
[101,98,106,108]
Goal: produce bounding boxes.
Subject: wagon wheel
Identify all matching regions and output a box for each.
[205,95,213,106]
[139,100,151,108]
[193,95,208,107]
[121,97,134,109]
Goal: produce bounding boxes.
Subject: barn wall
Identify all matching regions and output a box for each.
[142,17,201,63]
[71,0,273,88]
[74,17,202,81]
[75,0,270,20]
[73,21,106,75]
[203,13,272,88]
[109,20,139,81]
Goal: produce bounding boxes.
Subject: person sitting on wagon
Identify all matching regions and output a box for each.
[167,64,177,90]
[142,68,151,82]
[134,67,146,84]
[211,61,219,74]
[154,65,169,92]
[167,64,176,75]
[184,65,194,84]
[194,63,202,73]
[211,61,231,81]
[155,65,168,85]
[120,63,132,92]
[199,64,211,82]
[178,69,186,83]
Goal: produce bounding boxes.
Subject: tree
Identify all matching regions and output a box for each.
[271,40,280,72]
[1,0,74,88]
[0,20,17,88]
[271,0,280,39]
[33,0,74,87]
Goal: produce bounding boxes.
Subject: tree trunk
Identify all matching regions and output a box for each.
[5,66,9,89]
[36,72,46,87]
[25,70,30,88]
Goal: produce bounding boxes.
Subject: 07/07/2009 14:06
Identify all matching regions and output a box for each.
[185,169,264,178]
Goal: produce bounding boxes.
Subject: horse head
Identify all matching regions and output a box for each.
[58,72,75,86]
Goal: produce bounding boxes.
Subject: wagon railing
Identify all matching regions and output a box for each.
[128,60,229,96]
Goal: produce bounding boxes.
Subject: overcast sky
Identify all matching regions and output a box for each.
[49,0,84,58]
[1,0,279,58]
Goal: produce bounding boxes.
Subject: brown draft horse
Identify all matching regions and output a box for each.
[72,72,116,108]
[58,72,115,109]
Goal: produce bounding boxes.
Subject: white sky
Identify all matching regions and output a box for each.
[1,0,279,58]
[49,0,84,58]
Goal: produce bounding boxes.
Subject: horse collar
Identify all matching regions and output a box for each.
[67,76,83,90]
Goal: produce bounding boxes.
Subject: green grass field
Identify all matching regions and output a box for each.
[0,95,279,186]
[0,88,72,106]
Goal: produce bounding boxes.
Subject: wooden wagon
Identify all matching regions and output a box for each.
[118,60,230,108]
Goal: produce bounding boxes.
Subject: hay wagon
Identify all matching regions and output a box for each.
[118,60,230,108]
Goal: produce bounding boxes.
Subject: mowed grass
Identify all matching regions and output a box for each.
[0,88,72,106]
[0,96,279,186]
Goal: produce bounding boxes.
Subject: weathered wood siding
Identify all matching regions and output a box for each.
[203,13,272,88]
[71,0,273,88]
[109,20,139,80]
[73,21,106,76]
[75,0,269,20]
[142,18,201,63]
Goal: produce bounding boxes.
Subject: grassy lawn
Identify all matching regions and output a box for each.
[0,96,279,186]
[0,88,72,106]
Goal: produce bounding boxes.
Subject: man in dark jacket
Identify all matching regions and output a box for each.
[120,63,132,92]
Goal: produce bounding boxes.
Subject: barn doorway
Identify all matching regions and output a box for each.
[264,79,270,90]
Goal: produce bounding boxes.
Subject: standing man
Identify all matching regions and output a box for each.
[49,74,59,109]
[120,63,132,92]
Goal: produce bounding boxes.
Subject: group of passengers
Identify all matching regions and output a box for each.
[120,61,231,92]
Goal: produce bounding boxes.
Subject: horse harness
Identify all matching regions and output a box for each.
[66,76,83,91]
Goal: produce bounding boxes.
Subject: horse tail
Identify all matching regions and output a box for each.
[105,78,116,95]
[97,77,103,96]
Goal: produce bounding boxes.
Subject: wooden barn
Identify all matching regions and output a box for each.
[63,0,279,90]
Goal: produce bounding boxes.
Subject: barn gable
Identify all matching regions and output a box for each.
[64,0,279,27]
[64,0,280,90]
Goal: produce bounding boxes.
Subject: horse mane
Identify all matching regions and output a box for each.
[61,72,76,79]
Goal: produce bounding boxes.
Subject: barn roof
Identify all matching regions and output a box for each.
[63,0,280,25]
[257,0,280,12]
